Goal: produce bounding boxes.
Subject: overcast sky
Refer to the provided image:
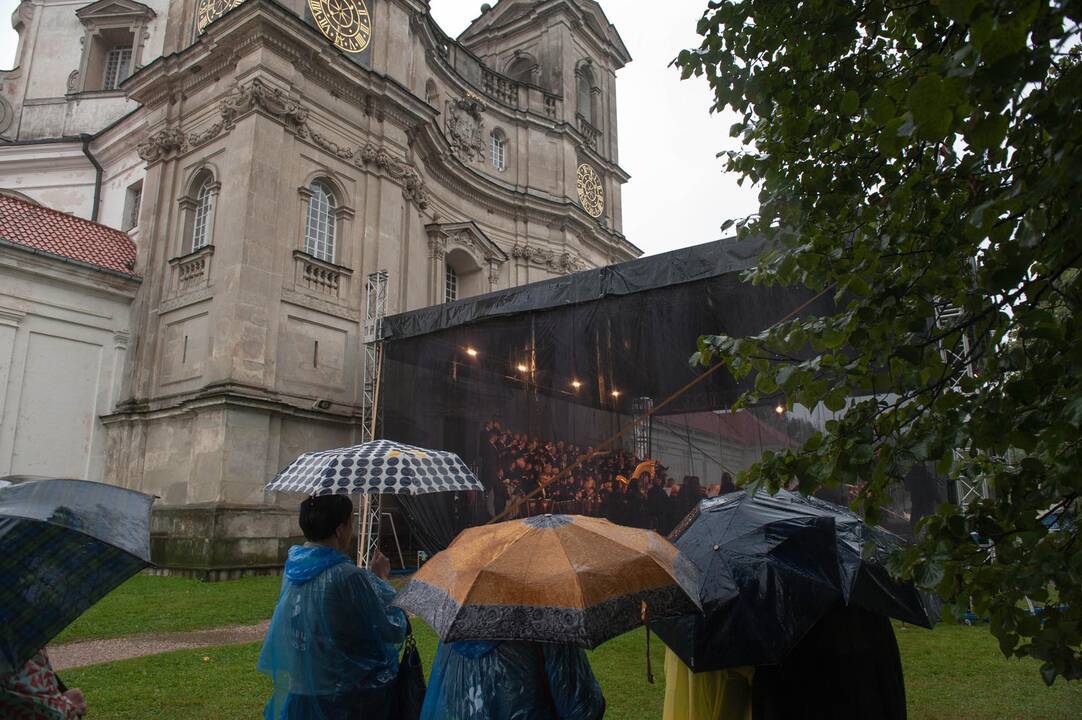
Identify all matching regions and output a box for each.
[0,0,757,256]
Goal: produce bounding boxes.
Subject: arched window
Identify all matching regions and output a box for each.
[506,55,538,85]
[191,178,214,249]
[445,263,458,303]
[179,168,218,254]
[490,132,507,172]
[304,180,337,263]
[576,64,595,126]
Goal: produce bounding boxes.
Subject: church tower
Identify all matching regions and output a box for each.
[457,0,631,232]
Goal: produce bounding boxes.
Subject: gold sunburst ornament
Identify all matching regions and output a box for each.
[576,163,605,218]
[196,0,245,33]
[308,0,372,54]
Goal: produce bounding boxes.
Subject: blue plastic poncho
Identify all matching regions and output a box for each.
[420,640,605,720]
[257,545,407,720]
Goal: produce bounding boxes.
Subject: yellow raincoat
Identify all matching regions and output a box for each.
[662,647,754,720]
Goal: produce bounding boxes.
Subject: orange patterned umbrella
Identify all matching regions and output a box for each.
[393,514,701,648]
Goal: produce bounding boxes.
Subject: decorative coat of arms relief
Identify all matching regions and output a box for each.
[445,95,486,162]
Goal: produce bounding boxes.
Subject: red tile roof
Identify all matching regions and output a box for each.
[0,193,138,276]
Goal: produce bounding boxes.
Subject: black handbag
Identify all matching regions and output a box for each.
[395,621,426,720]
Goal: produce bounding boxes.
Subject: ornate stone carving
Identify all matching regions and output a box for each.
[428,236,447,260]
[0,96,14,138]
[445,94,486,162]
[511,244,587,274]
[137,126,186,163]
[220,78,308,136]
[188,121,223,148]
[308,129,428,209]
[66,70,80,93]
[173,79,427,207]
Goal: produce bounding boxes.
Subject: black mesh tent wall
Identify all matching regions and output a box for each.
[377,239,947,556]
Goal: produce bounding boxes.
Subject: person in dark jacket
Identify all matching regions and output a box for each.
[674,477,702,523]
[479,432,502,520]
[646,475,672,534]
[421,640,605,720]
[751,603,907,720]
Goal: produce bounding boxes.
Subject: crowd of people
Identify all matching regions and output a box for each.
[257,495,906,720]
[474,420,737,536]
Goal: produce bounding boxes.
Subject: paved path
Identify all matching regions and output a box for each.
[49,621,270,671]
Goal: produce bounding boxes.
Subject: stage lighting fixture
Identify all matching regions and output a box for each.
[612,390,621,398]
[571,380,582,389]
[774,403,785,415]
[466,347,478,358]
[516,364,528,372]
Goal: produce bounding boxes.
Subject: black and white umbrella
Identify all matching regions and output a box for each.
[265,439,482,496]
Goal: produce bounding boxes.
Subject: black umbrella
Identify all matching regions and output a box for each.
[0,477,154,673]
[652,489,933,671]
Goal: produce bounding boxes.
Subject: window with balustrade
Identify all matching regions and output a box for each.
[179,169,219,255]
[304,180,338,263]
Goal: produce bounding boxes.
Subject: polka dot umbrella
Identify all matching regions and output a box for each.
[264,439,483,496]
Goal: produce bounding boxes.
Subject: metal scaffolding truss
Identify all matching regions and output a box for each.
[357,271,388,567]
[935,302,988,506]
[633,397,654,459]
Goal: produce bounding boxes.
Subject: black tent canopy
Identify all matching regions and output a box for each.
[378,238,941,552]
[381,237,827,419]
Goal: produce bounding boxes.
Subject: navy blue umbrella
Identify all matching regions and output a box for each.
[0,477,154,673]
[653,490,934,671]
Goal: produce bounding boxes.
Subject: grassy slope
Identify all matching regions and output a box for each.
[54,575,283,644]
[63,616,1081,720]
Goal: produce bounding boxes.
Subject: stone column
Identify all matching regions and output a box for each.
[427,233,447,305]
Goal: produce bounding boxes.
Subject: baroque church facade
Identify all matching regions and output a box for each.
[0,0,636,571]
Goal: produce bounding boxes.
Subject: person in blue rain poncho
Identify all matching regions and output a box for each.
[258,495,407,720]
[421,639,605,720]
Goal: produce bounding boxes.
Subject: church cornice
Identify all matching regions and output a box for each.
[459,0,632,69]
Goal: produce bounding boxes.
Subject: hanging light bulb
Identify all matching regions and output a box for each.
[516,363,528,373]
[774,403,785,415]
[571,379,582,390]
[612,390,621,398]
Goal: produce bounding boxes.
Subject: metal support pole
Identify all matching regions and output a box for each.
[357,271,388,567]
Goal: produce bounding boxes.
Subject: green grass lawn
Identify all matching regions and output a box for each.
[55,574,283,644]
[58,576,1081,719]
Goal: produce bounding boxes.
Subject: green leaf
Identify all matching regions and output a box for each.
[909,74,954,139]
[933,0,977,23]
[967,114,1008,151]
[840,89,860,116]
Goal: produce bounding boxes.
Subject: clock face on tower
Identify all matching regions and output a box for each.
[307,0,373,54]
[576,164,605,219]
[196,0,245,34]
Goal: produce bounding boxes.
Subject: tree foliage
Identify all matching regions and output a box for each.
[677,0,1082,683]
